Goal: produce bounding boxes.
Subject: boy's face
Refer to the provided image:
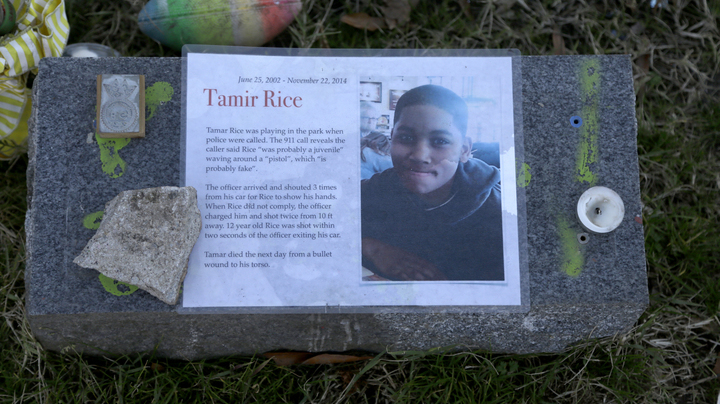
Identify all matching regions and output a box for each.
[390,104,471,204]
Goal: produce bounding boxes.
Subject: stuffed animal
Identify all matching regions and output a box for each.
[0,0,68,160]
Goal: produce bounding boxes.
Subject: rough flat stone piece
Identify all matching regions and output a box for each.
[74,186,201,305]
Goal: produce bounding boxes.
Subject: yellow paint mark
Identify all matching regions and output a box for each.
[576,59,599,185]
[96,133,130,178]
[82,211,104,229]
[98,274,138,296]
[558,216,583,277]
[146,82,174,121]
[517,163,531,188]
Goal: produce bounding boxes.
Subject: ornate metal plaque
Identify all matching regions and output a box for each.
[96,74,145,138]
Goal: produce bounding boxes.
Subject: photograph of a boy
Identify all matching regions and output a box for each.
[361,84,504,281]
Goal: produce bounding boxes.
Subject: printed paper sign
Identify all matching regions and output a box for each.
[182,49,523,309]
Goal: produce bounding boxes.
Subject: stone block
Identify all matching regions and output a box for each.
[25,56,647,359]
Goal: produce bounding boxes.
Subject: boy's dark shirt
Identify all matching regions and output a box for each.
[361,158,504,281]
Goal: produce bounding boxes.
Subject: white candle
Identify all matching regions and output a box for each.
[70,49,99,57]
[63,43,121,58]
[577,186,625,233]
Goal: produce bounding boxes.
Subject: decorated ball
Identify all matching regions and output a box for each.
[138,0,302,50]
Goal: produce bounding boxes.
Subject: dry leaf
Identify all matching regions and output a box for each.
[380,0,413,29]
[636,53,651,75]
[630,22,645,36]
[338,369,363,395]
[552,26,565,56]
[714,353,720,376]
[263,351,373,366]
[635,53,652,100]
[340,13,387,31]
[457,0,472,19]
[301,354,373,365]
[263,351,315,366]
[624,0,637,12]
[150,362,165,371]
[343,0,416,31]
[339,370,354,385]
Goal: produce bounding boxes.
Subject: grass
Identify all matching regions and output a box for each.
[1,0,719,402]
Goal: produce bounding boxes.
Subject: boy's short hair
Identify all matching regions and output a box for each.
[393,84,468,137]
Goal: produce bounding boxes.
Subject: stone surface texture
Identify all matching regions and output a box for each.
[25,56,648,359]
[74,186,201,305]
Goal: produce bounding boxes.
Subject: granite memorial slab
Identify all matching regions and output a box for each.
[25,53,647,359]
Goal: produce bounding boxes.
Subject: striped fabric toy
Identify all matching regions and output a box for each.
[0,0,69,160]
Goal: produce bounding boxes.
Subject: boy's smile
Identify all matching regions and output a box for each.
[390,105,471,206]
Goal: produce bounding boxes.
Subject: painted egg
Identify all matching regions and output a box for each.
[0,0,16,36]
[138,0,302,51]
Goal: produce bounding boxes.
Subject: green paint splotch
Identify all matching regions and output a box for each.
[576,59,600,185]
[93,82,173,178]
[96,133,131,178]
[146,82,174,121]
[82,211,104,229]
[517,163,531,188]
[98,274,138,296]
[557,216,584,277]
